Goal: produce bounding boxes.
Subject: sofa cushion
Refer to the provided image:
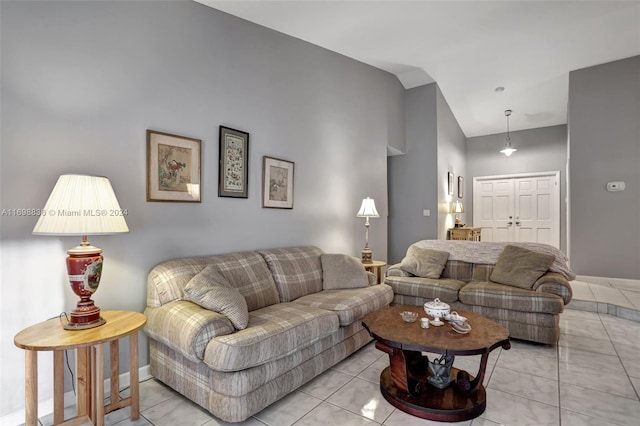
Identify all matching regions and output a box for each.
[204,302,339,371]
[471,264,494,282]
[259,246,324,302]
[204,252,280,311]
[184,269,249,330]
[400,246,449,278]
[490,245,555,289]
[293,284,394,326]
[384,275,464,303]
[441,260,473,282]
[321,253,369,290]
[459,282,564,314]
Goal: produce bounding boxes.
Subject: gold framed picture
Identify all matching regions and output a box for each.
[146,130,201,202]
[262,156,294,209]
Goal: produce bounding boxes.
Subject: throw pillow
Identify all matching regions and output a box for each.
[400,246,449,278]
[490,245,555,290]
[183,266,249,330]
[321,253,370,290]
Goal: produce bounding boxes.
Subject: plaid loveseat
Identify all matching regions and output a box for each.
[386,240,574,345]
[144,246,393,423]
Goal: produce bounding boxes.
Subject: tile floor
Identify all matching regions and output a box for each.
[34,281,640,426]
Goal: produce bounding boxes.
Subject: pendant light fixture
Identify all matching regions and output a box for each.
[500,109,517,157]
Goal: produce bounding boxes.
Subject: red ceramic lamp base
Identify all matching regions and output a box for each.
[64,237,106,331]
[64,312,106,330]
[64,295,106,330]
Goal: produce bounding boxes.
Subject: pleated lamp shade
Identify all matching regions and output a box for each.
[33,174,129,236]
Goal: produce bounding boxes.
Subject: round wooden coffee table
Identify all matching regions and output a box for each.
[362,305,510,422]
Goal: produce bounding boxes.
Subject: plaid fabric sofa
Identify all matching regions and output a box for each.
[385,241,574,345]
[144,246,393,423]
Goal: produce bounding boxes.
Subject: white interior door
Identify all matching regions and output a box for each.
[473,172,560,248]
[475,179,514,242]
[514,176,559,246]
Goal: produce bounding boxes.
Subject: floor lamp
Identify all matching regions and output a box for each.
[356,197,379,264]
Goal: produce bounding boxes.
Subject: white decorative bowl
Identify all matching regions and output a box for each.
[424,298,450,320]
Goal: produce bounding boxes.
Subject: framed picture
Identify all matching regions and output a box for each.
[448,172,454,196]
[262,156,294,209]
[218,126,249,198]
[458,176,464,198]
[147,130,201,202]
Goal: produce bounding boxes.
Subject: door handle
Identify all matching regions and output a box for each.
[507,222,513,225]
[516,221,521,225]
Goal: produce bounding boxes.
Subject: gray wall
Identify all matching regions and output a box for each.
[388,84,438,264]
[568,56,640,279]
[387,84,465,263]
[466,125,568,252]
[0,0,405,416]
[436,87,467,240]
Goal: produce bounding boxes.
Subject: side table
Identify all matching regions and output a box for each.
[363,260,387,284]
[448,227,482,241]
[14,310,146,426]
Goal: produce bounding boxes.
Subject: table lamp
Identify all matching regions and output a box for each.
[452,200,464,228]
[33,174,129,330]
[356,197,379,264]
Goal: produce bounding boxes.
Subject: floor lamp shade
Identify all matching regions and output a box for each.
[356,197,379,264]
[33,174,129,330]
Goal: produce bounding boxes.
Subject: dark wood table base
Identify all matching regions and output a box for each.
[380,366,486,422]
[363,306,510,423]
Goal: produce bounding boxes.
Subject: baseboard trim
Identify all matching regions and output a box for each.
[1,364,152,426]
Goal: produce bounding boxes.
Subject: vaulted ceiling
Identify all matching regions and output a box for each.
[198,0,640,137]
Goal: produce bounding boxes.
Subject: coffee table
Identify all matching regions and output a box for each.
[362,305,510,422]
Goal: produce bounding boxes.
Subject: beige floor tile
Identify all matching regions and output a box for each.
[560,383,640,426]
[253,390,322,426]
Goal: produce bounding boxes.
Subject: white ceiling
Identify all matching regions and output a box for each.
[198,0,640,137]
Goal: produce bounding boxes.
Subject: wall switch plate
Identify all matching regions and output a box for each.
[607,181,625,192]
[423,209,430,217]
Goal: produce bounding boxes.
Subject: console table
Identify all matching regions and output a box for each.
[14,311,146,426]
[449,227,482,241]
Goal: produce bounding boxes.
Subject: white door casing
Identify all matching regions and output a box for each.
[473,172,560,248]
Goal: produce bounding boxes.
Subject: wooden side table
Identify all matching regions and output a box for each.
[363,260,387,284]
[449,227,482,241]
[14,311,146,426]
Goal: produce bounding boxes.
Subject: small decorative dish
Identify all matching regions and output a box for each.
[400,311,419,323]
[444,311,467,325]
[430,319,444,327]
[451,321,472,334]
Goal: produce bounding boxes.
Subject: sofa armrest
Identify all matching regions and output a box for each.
[532,272,573,305]
[144,300,235,362]
[386,263,413,278]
